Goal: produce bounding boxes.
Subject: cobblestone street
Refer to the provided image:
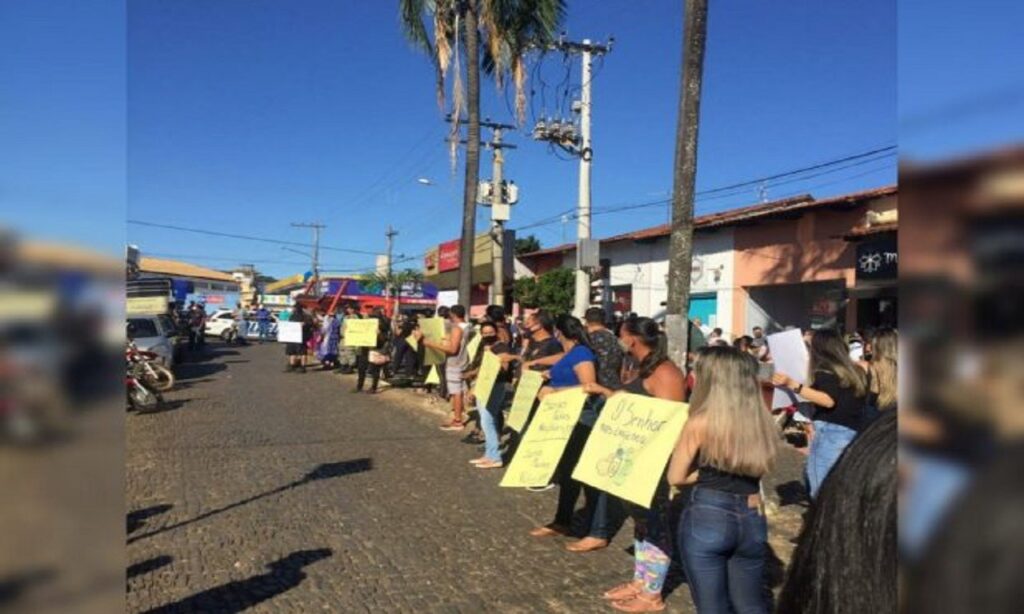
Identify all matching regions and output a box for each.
[126,342,807,613]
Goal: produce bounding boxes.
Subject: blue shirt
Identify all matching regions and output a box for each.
[548,345,596,388]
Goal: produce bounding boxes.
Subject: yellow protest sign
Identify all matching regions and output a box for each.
[473,351,501,409]
[424,366,440,385]
[406,335,418,351]
[572,393,688,508]
[500,388,588,488]
[343,318,378,347]
[419,317,447,365]
[506,370,544,432]
[465,329,482,363]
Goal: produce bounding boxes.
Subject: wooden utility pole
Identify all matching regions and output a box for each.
[384,225,398,316]
[291,222,326,296]
[665,0,708,369]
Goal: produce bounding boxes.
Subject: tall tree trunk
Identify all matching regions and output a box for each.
[458,3,481,311]
[666,0,708,370]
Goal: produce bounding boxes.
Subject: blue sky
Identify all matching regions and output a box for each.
[6,1,1016,278]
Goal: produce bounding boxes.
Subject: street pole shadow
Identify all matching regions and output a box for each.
[127,504,173,535]
[127,459,372,544]
[139,549,332,614]
[127,555,173,581]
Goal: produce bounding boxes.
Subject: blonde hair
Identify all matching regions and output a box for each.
[689,346,778,477]
[870,329,898,409]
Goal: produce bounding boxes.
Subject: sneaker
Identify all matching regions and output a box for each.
[460,432,484,445]
[526,484,555,493]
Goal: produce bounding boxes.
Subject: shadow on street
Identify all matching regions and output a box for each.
[139,549,332,614]
[127,459,373,544]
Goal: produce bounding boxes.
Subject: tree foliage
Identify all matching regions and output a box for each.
[514,234,541,255]
[513,268,573,315]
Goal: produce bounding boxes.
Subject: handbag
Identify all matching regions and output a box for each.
[368,350,390,365]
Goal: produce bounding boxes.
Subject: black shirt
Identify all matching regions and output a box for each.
[811,369,867,431]
[523,336,563,367]
[589,329,624,390]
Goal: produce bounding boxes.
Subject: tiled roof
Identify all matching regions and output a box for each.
[139,257,236,283]
[519,185,898,259]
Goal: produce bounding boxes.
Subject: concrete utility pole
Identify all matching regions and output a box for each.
[665,0,708,370]
[531,36,613,317]
[384,225,398,315]
[575,40,594,318]
[448,115,517,309]
[491,130,506,307]
[291,222,326,295]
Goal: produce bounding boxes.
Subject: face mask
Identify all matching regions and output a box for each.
[619,339,632,353]
[481,335,497,345]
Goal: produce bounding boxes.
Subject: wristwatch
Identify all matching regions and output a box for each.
[794,383,803,395]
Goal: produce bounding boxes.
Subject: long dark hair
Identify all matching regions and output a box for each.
[554,314,590,348]
[622,317,667,379]
[776,410,897,613]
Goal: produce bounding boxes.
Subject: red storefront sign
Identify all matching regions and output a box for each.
[438,239,460,272]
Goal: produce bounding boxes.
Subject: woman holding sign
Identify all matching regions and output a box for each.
[668,346,778,614]
[772,328,869,499]
[531,315,619,554]
[584,317,685,613]
[465,321,512,469]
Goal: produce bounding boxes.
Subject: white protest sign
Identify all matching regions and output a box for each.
[277,321,303,344]
[767,328,809,409]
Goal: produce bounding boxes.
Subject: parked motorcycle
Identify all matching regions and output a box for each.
[126,359,164,413]
[127,341,175,392]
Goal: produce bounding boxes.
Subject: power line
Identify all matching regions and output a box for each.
[509,144,896,232]
[696,145,896,197]
[127,220,380,256]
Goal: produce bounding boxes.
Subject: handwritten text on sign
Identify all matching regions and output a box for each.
[343,318,378,347]
[506,370,544,433]
[500,388,588,488]
[572,393,688,508]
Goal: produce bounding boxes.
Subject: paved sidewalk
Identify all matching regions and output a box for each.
[126,342,806,613]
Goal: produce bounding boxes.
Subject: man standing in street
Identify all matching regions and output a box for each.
[584,307,623,392]
[415,305,470,431]
[233,302,248,345]
[256,304,271,343]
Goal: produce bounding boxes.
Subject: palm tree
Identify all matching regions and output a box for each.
[399,0,565,309]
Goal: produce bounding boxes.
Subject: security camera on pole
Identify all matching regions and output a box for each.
[531,35,613,317]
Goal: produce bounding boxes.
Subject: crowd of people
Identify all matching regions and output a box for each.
[297,301,896,611]
[229,298,898,612]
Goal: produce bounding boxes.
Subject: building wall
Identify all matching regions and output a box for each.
[730,196,894,333]
[544,230,736,333]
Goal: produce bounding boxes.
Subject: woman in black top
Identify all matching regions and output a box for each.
[584,317,686,612]
[773,328,869,499]
[668,346,779,614]
[284,305,311,373]
[390,321,420,381]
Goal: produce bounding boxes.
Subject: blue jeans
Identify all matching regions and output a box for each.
[258,320,270,341]
[678,487,768,614]
[807,420,858,499]
[900,450,971,561]
[477,395,504,462]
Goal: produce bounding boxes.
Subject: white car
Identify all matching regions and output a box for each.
[204,310,238,340]
[127,316,177,368]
